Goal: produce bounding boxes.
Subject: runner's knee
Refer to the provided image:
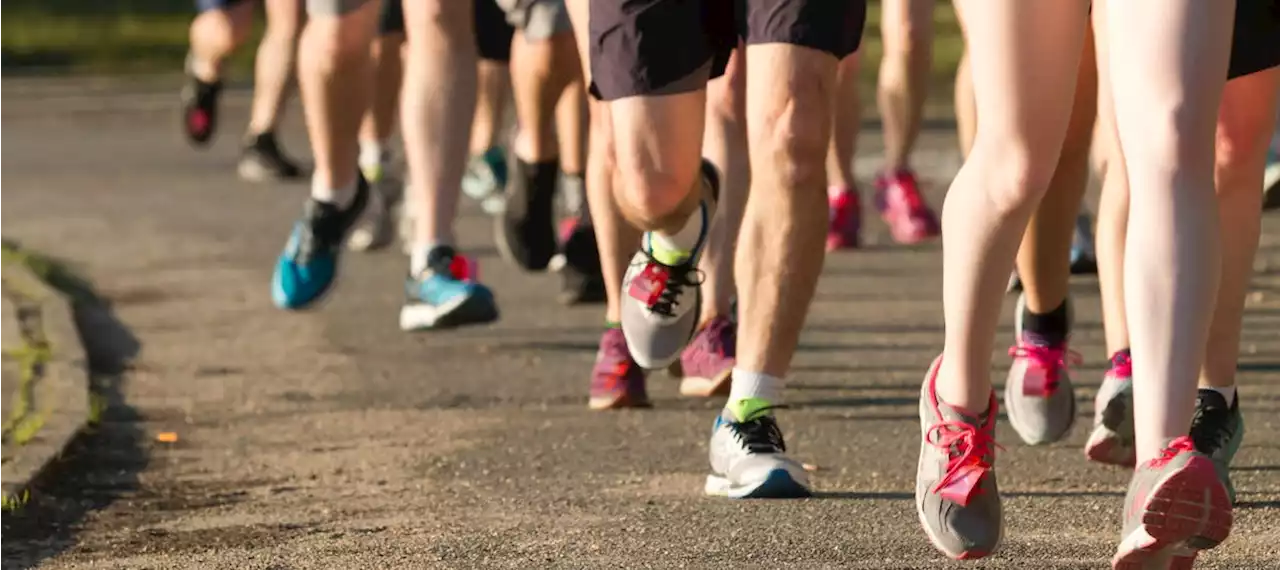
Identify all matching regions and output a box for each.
[302,12,375,72]
[970,141,1056,216]
[615,159,699,228]
[1213,119,1271,198]
[750,90,831,192]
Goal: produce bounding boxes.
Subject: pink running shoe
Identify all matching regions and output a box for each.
[826,186,862,251]
[1085,350,1136,467]
[589,328,649,410]
[874,169,941,245]
[1112,436,1232,570]
[678,316,736,397]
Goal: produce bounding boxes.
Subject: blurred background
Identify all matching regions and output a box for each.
[0,0,965,88]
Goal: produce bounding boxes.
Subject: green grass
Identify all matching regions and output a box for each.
[1,0,261,75]
[0,240,98,448]
[1,0,963,82]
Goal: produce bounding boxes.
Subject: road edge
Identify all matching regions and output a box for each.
[1,254,91,510]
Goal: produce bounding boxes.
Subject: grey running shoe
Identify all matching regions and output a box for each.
[462,146,509,215]
[1112,436,1232,570]
[1085,350,1136,467]
[1189,389,1244,503]
[704,398,811,499]
[620,160,719,369]
[1004,294,1078,445]
[916,357,1002,560]
[348,169,396,252]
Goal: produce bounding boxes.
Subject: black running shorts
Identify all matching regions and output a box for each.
[1227,0,1280,80]
[376,0,516,63]
[589,0,867,101]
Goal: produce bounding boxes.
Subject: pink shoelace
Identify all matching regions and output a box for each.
[1008,342,1082,397]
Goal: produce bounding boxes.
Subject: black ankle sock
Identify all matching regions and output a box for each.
[1022,300,1070,345]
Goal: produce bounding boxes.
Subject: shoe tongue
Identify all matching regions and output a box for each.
[726,397,773,423]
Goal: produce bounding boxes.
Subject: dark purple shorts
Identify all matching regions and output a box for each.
[1227,0,1280,80]
[589,0,867,101]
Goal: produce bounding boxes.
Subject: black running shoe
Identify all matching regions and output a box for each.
[495,157,558,271]
[1189,389,1244,502]
[239,131,303,181]
[181,66,221,147]
[558,216,605,305]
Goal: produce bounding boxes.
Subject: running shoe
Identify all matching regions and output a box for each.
[348,156,398,252]
[1005,294,1078,445]
[916,357,1002,560]
[874,169,941,245]
[678,316,736,397]
[621,160,719,369]
[1084,351,1136,467]
[1070,211,1098,275]
[1263,134,1279,210]
[705,397,811,498]
[557,216,606,305]
[400,246,498,331]
[496,158,558,271]
[238,131,303,182]
[462,146,509,215]
[589,328,649,410]
[826,186,862,251]
[1111,436,1232,570]
[272,177,370,309]
[180,56,220,147]
[1189,389,1244,503]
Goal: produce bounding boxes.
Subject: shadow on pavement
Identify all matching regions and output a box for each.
[1236,500,1280,510]
[0,299,143,569]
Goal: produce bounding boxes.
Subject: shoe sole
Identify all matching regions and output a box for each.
[1086,385,1136,467]
[679,368,732,398]
[1085,424,1137,467]
[704,468,811,499]
[400,293,499,331]
[1111,456,1233,570]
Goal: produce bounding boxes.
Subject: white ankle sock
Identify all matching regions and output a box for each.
[311,175,357,209]
[650,205,705,259]
[358,139,388,171]
[728,369,783,404]
[1207,385,1236,406]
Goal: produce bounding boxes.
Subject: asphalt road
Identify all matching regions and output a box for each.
[2,80,1279,569]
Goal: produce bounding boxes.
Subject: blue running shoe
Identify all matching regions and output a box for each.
[271,176,369,310]
[399,246,499,331]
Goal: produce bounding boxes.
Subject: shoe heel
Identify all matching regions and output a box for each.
[1142,457,1233,550]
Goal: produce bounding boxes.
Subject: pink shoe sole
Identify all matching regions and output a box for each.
[1111,457,1233,570]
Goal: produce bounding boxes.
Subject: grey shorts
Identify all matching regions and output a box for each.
[495,0,572,40]
[305,0,372,16]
